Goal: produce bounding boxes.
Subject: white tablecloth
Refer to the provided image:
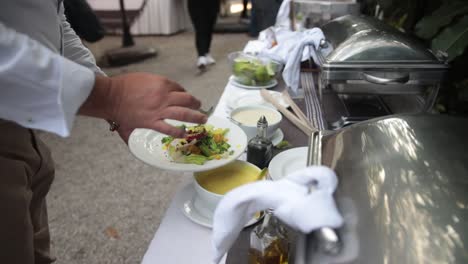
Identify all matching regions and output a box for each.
[141,81,258,264]
[141,176,227,264]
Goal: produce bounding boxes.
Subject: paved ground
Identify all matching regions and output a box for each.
[39,31,250,263]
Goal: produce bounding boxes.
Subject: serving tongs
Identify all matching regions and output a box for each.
[260,89,316,136]
[262,88,342,254]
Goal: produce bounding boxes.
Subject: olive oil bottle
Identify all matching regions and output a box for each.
[247,116,273,169]
[249,210,289,264]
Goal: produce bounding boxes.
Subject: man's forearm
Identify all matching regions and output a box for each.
[0,22,95,137]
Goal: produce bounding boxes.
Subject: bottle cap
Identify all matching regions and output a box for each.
[257,116,268,128]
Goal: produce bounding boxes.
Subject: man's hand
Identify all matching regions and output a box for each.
[79,73,207,143]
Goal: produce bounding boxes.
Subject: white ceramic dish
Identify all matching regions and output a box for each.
[270,129,284,147]
[128,116,247,172]
[230,105,282,140]
[268,147,308,180]
[180,183,262,228]
[229,75,278,90]
[226,90,290,110]
[193,160,261,218]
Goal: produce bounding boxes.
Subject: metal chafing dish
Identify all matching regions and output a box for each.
[296,114,468,263]
[291,0,360,30]
[311,15,449,129]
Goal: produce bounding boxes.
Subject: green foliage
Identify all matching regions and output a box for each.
[432,15,468,62]
[361,0,468,114]
[415,2,468,39]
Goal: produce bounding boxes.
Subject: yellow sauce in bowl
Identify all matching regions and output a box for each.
[195,161,261,195]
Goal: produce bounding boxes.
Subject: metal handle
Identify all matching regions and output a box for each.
[362,72,410,85]
[316,227,342,255]
[307,131,342,255]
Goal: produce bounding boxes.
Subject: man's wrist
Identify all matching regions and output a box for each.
[78,75,115,121]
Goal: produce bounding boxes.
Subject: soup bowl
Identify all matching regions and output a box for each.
[230,105,282,140]
[193,160,263,218]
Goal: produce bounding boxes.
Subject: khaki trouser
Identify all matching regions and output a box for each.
[0,120,55,264]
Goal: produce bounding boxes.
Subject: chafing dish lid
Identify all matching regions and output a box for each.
[320,15,445,65]
[311,114,468,263]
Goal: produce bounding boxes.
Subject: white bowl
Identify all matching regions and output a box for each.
[193,160,262,218]
[230,105,282,140]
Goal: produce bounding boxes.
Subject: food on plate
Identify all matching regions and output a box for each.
[231,108,281,126]
[161,124,233,165]
[195,160,262,195]
[233,58,277,86]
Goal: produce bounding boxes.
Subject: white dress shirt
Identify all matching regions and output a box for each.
[0,0,104,137]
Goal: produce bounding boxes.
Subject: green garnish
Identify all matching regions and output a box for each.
[185,154,208,165]
[162,136,173,144]
[275,140,291,149]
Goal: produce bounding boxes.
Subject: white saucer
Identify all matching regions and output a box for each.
[270,128,284,146]
[268,147,308,181]
[180,183,263,228]
[229,75,278,89]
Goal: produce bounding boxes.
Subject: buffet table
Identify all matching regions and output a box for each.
[141,74,312,263]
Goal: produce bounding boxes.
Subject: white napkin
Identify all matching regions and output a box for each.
[281,28,333,94]
[256,27,332,94]
[275,0,291,28]
[211,166,344,264]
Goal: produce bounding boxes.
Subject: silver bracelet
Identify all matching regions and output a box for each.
[108,120,120,132]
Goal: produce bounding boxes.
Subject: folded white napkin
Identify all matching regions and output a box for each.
[211,166,344,264]
[281,28,333,94]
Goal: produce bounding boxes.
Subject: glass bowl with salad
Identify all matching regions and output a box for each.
[161,124,234,165]
[228,51,283,87]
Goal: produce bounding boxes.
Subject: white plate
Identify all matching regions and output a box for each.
[268,147,308,181]
[226,90,290,110]
[229,75,278,89]
[180,183,262,228]
[270,128,284,147]
[128,116,247,172]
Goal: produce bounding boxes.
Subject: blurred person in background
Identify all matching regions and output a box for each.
[187,0,221,70]
[249,0,283,37]
[64,0,105,43]
[0,1,207,263]
[241,0,250,19]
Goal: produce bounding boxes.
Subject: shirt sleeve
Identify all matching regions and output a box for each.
[61,12,106,76]
[0,22,95,137]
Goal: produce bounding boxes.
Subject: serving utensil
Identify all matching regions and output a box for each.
[282,90,310,126]
[257,168,269,181]
[199,106,214,116]
[260,89,316,136]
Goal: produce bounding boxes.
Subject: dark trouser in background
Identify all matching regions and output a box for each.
[241,0,249,18]
[187,0,220,57]
[0,120,55,264]
[250,0,283,37]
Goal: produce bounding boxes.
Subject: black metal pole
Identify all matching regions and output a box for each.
[119,0,135,47]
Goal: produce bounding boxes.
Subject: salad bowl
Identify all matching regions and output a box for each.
[228,51,282,87]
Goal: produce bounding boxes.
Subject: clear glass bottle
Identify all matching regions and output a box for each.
[247,116,273,169]
[248,210,290,264]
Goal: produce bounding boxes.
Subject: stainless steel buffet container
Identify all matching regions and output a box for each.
[312,15,449,129]
[291,0,360,30]
[296,114,468,263]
